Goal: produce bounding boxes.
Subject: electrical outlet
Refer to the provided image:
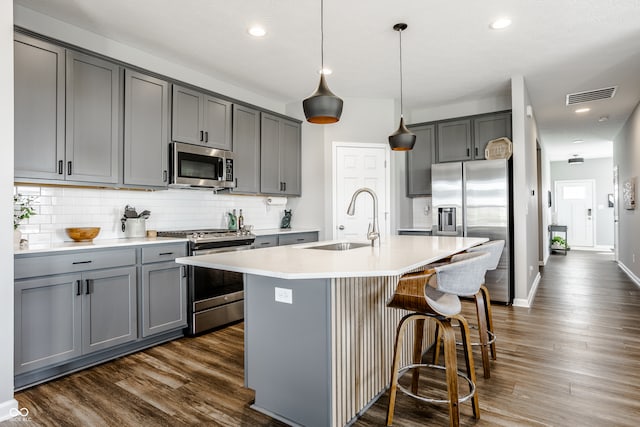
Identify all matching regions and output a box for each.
[275,287,293,304]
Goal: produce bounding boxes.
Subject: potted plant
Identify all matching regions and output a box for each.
[551,235,568,250]
[13,193,37,248]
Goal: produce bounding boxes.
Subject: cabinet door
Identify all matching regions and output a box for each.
[14,274,82,374]
[437,119,472,163]
[172,85,203,145]
[260,113,282,194]
[82,266,137,354]
[407,124,436,196]
[202,95,232,150]
[141,262,187,337]
[124,70,169,187]
[232,105,260,193]
[14,34,65,180]
[279,119,301,196]
[472,112,512,160]
[66,51,120,183]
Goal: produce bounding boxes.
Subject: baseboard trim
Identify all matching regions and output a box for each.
[513,271,541,308]
[618,261,640,288]
[572,245,614,252]
[0,399,19,422]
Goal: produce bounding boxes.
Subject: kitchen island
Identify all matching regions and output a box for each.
[176,235,487,427]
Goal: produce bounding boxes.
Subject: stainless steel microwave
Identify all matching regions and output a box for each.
[169,142,234,189]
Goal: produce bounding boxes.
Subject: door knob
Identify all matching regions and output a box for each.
[338,225,345,230]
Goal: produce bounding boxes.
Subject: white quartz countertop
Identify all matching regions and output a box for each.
[176,235,488,279]
[14,237,188,255]
[252,227,320,236]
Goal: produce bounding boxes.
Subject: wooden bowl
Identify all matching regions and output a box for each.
[65,227,101,242]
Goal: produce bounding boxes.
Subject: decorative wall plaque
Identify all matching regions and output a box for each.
[623,177,636,210]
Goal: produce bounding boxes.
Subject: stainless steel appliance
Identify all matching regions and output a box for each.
[169,142,235,189]
[157,229,255,335]
[431,159,513,303]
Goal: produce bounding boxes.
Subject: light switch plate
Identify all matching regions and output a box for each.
[275,287,293,304]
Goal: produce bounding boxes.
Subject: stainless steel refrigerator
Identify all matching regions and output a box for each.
[431,159,513,303]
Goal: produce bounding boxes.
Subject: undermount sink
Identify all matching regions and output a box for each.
[307,242,371,251]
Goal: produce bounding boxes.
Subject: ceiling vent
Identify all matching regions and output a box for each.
[566,86,617,105]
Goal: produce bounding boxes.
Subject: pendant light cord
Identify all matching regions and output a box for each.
[320,0,324,70]
[398,28,404,118]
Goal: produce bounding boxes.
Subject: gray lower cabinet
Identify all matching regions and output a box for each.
[231,105,261,193]
[406,124,436,196]
[14,34,65,181]
[472,112,512,160]
[66,51,121,184]
[124,69,170,187]
[437,119,472,163]
[14,265,137,374]
[260,113,302,196]
[171,84,232,150]
[140,244,188,337]
[254,231,318,248]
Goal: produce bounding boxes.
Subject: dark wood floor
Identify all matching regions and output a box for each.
[6,250,640,426]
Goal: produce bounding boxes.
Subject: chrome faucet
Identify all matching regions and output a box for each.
[346,187,380,246]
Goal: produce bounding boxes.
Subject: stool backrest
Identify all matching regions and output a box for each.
[431,251,490,297]
[466,240,504,271]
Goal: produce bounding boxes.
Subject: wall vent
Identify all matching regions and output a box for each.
[566,86,617,105]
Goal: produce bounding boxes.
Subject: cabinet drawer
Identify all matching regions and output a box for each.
[141,243,187,264]
[278,232,319,246]
[254,235,278,248]
[15,249,136,279]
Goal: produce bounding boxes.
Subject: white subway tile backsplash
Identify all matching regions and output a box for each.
[15,186,288,244]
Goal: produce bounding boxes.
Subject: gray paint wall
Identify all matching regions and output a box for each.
[550,158,614,247]
[613,100,640,278]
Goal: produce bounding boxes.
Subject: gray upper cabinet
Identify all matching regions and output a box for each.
[406,124,436,197]
[260,113,301,196]
[66,51,120,184]
[82,266,137,354]
[171,85,232,150]
[231,105,260,193]
[436,119,472,163]
[472,112,512,160]
[14,34,65,181]
[124,70,169,187]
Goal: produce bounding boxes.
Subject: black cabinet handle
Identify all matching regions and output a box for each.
[67,161,72,175]
[283,182,286,192]
[76,280,82,296]
[205,131,209,143]
[163,170,168,182]
[466,148,470,157]
[85,279,92,295]
[159,252,174,256]
[235,178,238,187]
[181,266,187,278]
[260,242,270,245]
[200,130,204,141]
[58,160,63,175]
[297,238,304,242]
[475,147,479,156]
[72,260,92,265]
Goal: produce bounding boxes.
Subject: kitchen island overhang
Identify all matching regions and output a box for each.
[176,235,488,426]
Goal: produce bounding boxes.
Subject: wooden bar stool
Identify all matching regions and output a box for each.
[386,251,490,426]
[434,240,505,379]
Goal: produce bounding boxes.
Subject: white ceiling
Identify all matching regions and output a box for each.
[14,0,640,161]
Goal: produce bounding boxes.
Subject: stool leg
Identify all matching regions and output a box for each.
[432,323,442,365]
[411,318,425,394]
[480,285,497,360]
[474,292,491,379]
[457,315,480,419]
[387,314,412,426]
[439,319,460,427]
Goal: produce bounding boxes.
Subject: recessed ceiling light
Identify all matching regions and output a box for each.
[319,68,332,75]
[248,26,266,37]
[575,107,591,113]
[490,17,512,30]
[573,139,584,144]
[598,115,609,122]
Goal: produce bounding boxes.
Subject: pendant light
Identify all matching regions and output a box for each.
[303,0,343,124]
[388,23,416,151]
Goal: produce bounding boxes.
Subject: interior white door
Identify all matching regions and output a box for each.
[555,180,595,247]
[333,143,389,241]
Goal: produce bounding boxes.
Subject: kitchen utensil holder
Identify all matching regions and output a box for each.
[124,218,146,238]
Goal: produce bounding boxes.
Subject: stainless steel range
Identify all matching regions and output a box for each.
[157,229,255,335]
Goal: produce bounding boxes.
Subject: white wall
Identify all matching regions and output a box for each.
[408,94,512,124]
[538,146,552,264]
[13,5,285,114]
[0,1,18,421]
[511,75,542,306]
[550,157,615,247]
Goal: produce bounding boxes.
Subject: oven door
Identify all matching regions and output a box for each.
[191,244,253,312]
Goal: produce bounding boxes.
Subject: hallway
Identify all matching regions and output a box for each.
[7,251,640,426]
